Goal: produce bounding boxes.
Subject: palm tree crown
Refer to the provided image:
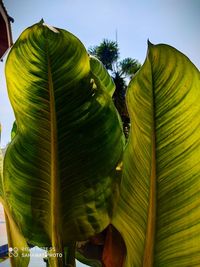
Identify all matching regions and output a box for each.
[88,39,141,138]
[88,39,119,71]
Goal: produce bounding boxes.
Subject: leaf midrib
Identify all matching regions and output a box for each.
[142,133,156,267]
[47,50,63,263]
[142,62,157,267]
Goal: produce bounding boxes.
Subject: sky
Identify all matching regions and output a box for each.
[0,0,200,146]
[0,1,199,266]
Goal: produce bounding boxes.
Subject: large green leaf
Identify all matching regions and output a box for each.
[112,43,200,266]
[0,129,30,267]
[4,21,124,266]
[89,55,115,97]
[11,121,17,140]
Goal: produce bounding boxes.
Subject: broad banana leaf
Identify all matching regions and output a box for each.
[0,129,30,267]
[4,21,125,266]
[89,55,115,97]
[11,121,17,140]
[112,42,200,266]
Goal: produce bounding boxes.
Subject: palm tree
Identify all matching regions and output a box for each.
[88,39,141,138]
[88,39,119,71]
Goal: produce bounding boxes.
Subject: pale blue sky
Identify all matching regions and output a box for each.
[0,0,199,147]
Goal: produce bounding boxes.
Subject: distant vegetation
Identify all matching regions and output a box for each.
[89,39,141,138]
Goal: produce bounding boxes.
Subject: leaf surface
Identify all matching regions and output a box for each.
[0,129,30,267]
[4,21,124,266]
[89,55,115,97]
[112,43,200,267]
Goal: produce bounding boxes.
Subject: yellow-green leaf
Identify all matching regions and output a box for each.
[90,55,115,97]
[0,130,30,267]
[4,21,124,266]
[112,43,200,266]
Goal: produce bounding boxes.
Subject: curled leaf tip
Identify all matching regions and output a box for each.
[39,18,44,24]
[147,39,154,47]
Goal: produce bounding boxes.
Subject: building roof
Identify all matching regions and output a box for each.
[0,0,13,60]
[0,0,14,22]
